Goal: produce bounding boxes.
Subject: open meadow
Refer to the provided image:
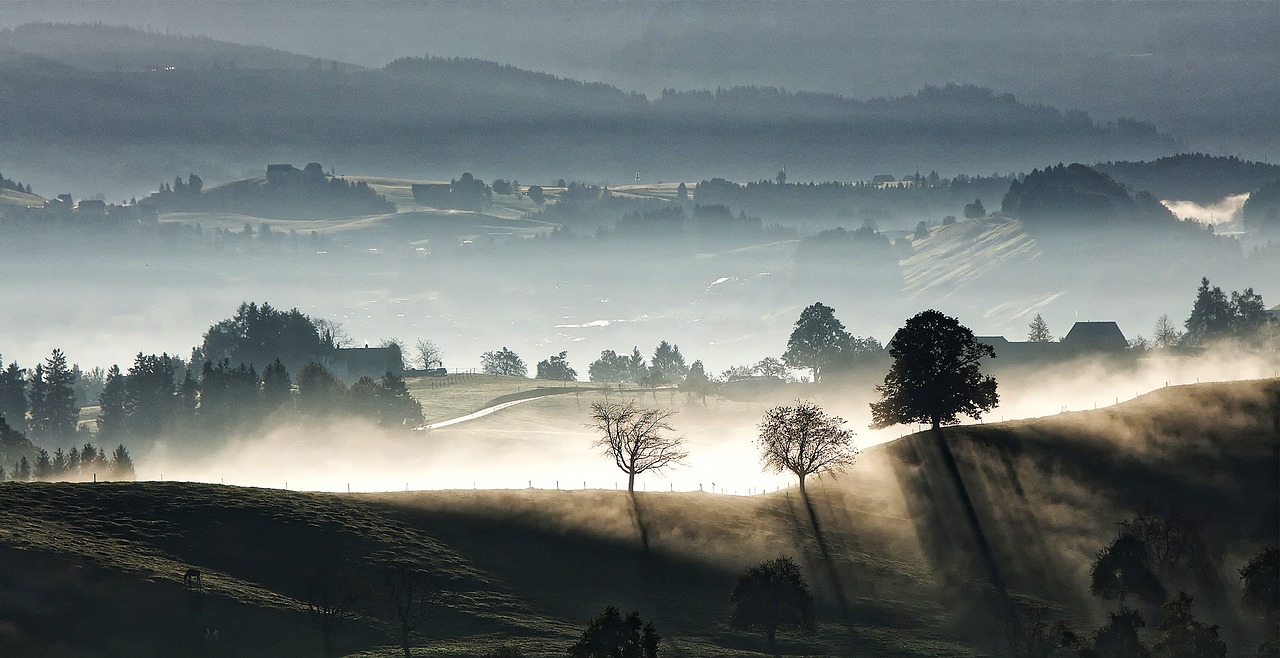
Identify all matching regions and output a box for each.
[1,379,1275,656]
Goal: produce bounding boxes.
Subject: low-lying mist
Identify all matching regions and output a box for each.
[139,347,1280,495]
[1161,193,1250,224]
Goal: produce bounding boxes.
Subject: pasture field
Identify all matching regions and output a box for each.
[0,379,1275,656]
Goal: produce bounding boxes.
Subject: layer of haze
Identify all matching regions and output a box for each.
[139,348,1280,494]
[2,1,1277,156]
[1161,193,1250,224]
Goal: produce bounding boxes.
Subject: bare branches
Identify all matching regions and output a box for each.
[757,401,857,494]
[382,564,448,658]
[588,400,688,493]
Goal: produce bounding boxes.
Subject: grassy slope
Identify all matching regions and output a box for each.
[0,187,44,207]
[0,379,1276,657]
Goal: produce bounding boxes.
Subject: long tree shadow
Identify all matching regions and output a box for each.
[629,491,652,555]
[800,491,856,628]
[888,428,1012,650]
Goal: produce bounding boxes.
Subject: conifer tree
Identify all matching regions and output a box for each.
[0,359,28,434]
[111,444,135,480]
[97,365,128,441]
[28,350,79,442]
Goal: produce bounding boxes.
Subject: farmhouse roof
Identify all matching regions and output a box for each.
[1062,321,1128,352]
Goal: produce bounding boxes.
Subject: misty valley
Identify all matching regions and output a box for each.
[0,10,1278,658]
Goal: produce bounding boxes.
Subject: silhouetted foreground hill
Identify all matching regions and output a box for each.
[0,380,1275,656]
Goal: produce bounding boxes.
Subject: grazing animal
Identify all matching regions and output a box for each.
[184,568,202,589]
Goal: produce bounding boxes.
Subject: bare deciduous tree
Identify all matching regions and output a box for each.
[382,564,448,658]
[1152,314,1183,349]
[588,401,688,493]
[415,339,443,370]
[301,565,359,656]
[757,401,857,496]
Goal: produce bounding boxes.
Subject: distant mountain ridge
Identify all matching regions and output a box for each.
[0,22,362,72]
[0,22,1182,193]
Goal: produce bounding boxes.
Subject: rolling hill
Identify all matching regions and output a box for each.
[0,23,1181,197]
[0,379,1275,656]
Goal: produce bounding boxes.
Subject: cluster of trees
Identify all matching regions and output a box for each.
[411,172,493,211]
[1094,154,1280,207]
[795,222,906,269]
[782,302,884,383]
[692,173,1013,225]
[1241,177,1280,237]
[0,170,34,195]
[1000,163,1180,230]
[141,163,395,219]
[1007,511,1277,658]
[198,302,339,374]
[1182,277,1271,347]
[0,348,81,443]
[614,203,764,243]
[1120,277,1275,351]
[481,348,527,377]
[568,554,815,657]
[98,354,423,440]
[1,441,133,482]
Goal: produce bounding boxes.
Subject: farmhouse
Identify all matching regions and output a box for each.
[975,321,1131,369]
[324,346,404,383]
[266,163,300,183]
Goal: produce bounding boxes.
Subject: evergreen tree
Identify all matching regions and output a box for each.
[262,358,293,410]
[27,362,48,438]
[378,372,424,428]
[626,347,648,383]
[296,362,346,414]
[28,350,79,442]
[1230,288,1268,335]
[0,360,28,434]
[33,448,52,480]
[1027,313,1053,342]
[199,359,262,429]
[650,341,688,386]
[97,365,128,440]
[1184,277,1233,345]
[111,444,136,480]
[176,369,199,423]
[126,353,177,438]
[680,360,713,404]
